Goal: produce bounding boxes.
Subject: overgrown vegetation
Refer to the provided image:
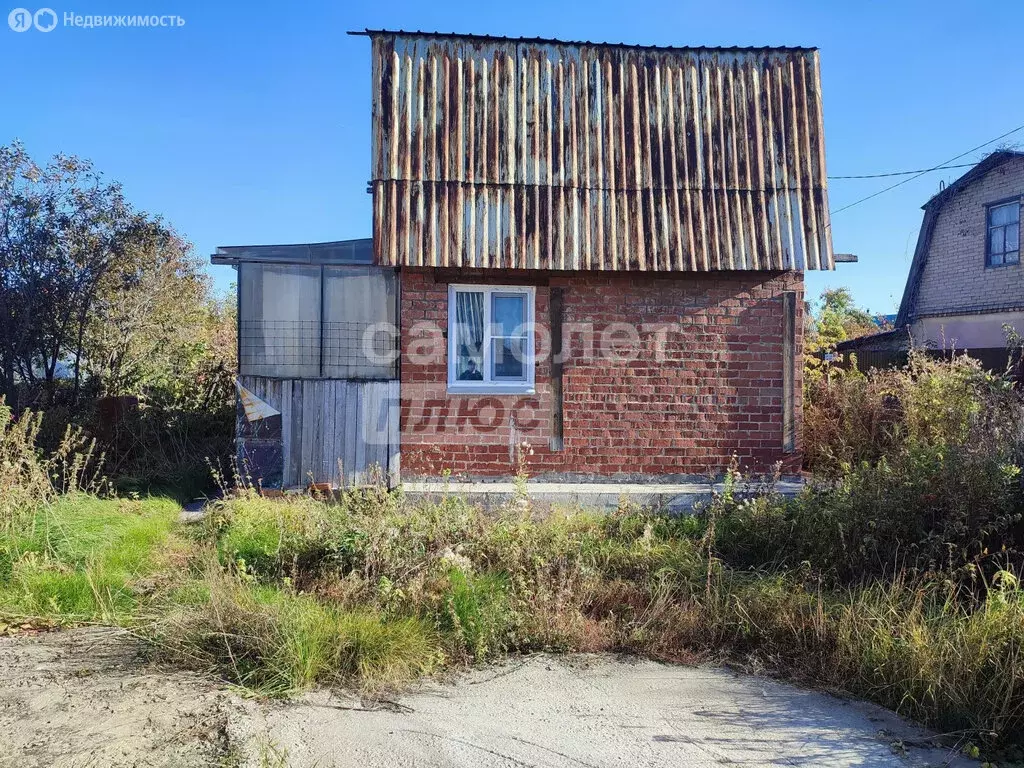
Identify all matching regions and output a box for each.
[0,400,105,530]
[5,326,1024,756]
[0,404,185,625]
[0,142,236,497]
[800,351,1024,581]
[134,477,1019,752]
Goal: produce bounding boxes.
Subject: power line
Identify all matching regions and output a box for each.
[828,162,975,180]
[829,122,1024,216]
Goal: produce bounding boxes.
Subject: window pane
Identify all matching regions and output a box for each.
[491,337,526,380]
[1006,225,1020,253]
[454,291,484,381]
[322,266,397,379]
[492,294,526,336]
[991,228,1005,256]
[991,203,1015,227]
[239,263,321,377]
[1007,251,1020,265]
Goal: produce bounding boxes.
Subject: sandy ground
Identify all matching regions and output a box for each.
[0,627,977,768]
[0,627,231,767]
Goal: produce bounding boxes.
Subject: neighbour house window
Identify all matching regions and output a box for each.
[447,285,535,393]
[986,200,1020,267]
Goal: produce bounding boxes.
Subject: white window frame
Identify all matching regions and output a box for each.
[447,284,536,395]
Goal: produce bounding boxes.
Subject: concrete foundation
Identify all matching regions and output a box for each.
[403,479,805,512]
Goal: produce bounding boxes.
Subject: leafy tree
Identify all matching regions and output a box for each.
[805,287,888,383]
[1,142,238,494]
[0,141,235,407]
[813,288,879,348]
[0,141,138,406]
[85,223,211,396]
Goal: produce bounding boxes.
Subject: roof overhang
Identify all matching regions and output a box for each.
[211,238,373,266]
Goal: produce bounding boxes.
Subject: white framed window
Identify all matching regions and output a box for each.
[447,284,536,394]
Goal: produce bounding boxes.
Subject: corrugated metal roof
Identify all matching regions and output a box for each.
[211,239,373,266]
[350,28,817,54]
[364,30,834,272]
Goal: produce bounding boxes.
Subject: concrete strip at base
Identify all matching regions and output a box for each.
[178,481,805,517]
[403,480,805,512]
[227,654,977,768]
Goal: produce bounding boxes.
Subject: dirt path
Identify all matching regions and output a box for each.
[0,627,232,767]
[0,628,977,768]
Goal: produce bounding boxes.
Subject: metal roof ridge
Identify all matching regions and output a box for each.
[347,28,818,53]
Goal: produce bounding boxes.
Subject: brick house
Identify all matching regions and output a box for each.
[215,30,835,487]
[839,151,1024,368]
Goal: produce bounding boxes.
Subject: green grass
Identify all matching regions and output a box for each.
[439,567,512,662]
[3,486,1024,753]
[164,572,441,694]
[212,494,341,578]
[0,494,184,623]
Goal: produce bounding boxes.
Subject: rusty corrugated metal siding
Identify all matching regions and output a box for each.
[365,30,833,272]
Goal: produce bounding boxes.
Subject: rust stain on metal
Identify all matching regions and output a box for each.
[366,30,834,272]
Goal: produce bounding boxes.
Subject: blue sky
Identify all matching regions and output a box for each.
[3,0,1022,314]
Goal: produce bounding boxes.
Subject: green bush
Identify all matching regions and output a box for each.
[804,350,1024,475]
[717,455,1023,582]
[438,567,512,662]
[165,573,441,693]
[209,493,348,579]
[745,351,1024,582]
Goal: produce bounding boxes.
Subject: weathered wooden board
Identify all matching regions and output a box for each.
[238,376,399,488]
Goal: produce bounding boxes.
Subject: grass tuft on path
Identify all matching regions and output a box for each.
[0,494,185,624]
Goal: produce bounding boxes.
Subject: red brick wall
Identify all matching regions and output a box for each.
[400,268,803,478]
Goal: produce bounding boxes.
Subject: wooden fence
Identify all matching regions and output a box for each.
[841,347,1017,376]
[237,376,399,488]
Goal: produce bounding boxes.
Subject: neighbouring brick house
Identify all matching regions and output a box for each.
[215,30,836,487]
[839,151,1024,369]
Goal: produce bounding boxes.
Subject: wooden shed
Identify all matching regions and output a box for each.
[212,239,400,488]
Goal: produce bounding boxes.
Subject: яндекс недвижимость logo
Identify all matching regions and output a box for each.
[8,8,184,31]
[8,7,56,31]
